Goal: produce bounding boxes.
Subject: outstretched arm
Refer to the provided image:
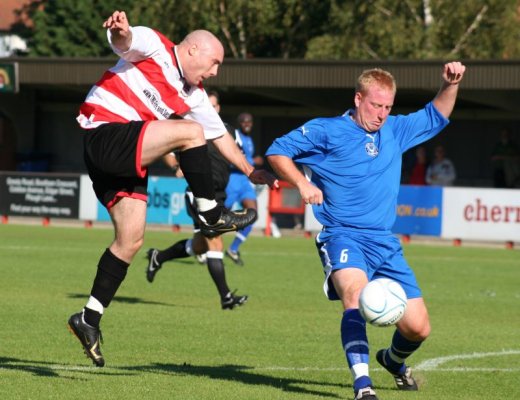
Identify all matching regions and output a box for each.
[432,61,466,118]
[103,10,132,52]
[267,155,323,205]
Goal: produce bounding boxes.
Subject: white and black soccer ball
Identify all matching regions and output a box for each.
[359,278,407,327]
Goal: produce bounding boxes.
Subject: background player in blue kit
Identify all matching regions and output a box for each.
[266,62,466,400]
[224,112,259,266]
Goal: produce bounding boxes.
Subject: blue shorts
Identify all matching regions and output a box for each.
[315,227,422,301]
[225,172,256,208]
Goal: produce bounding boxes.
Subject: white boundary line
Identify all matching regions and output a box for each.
[415,349,520,371]
[2,350,520,374]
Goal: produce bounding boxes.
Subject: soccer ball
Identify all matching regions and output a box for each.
[359,278,407,327]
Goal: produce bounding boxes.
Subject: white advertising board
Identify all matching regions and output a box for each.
[79,174,98,221]
[442,187,520,241]
[254,184,268,230]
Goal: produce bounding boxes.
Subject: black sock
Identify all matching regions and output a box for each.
[178,145,216,201]
[84,308,102,328]
[206,255,230,299]
[157,240,190,264]
[199,207,222,225]
[85,248,129,327]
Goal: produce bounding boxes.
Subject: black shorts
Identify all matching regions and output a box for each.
[185,187,226,230]
[83,121,150,208]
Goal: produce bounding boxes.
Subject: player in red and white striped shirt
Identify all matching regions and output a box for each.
[68,10,277,367]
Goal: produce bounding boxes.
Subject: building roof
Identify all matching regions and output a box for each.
[4,57,519,89]
[0,0,28,30]
[2,57,520,117]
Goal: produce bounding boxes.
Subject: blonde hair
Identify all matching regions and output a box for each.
[356,68,396,95]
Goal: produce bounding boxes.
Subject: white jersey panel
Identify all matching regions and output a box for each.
[108,26,160,62]
[78,86,141,128]
[184,91,227,140]
[112,62,174,120]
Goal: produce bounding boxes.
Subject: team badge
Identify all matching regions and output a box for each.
[365,133,379,157]
[365,142,379,157]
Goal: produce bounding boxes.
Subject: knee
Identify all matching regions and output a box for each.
[400,319,431,342]
[127,239,144,261]
[132,237,144,255]
[332,272,367,309]
[185,120,205,145]
[413,323,431,342]
[114,236,144,262]
[341,287,364,310]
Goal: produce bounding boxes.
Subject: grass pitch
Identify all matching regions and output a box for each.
[0,224,519,399]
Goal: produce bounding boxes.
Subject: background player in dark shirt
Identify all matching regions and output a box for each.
[145,91,247,310]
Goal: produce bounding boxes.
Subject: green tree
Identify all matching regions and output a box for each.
[17,0,139,57]
[17,0,330,58]
[16,0,520,59]
[430,0,520,59]
[305,0,520,60]
[130,0,330,59]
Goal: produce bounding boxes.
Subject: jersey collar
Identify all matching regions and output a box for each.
[343,109,364,132]
[172,46,185,80]
[172,45,193,93]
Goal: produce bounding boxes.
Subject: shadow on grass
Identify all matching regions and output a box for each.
[123,362,349,398]
[0,357,352,397]
[0,357,130,379]
[67,293,175,307]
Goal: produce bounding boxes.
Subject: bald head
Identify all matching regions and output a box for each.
[177,30,224,86]
[182,30,223,51]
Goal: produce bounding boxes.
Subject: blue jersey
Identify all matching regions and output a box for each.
[233,129,255,166]
[226,128,257,203]
[266,102,449,232]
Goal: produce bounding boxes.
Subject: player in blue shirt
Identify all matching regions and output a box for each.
[224,112,259,266]
[266,62,466,400]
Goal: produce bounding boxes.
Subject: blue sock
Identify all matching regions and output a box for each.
[341,309,372,392]
[229,224,253,252]
[382,330,423,374]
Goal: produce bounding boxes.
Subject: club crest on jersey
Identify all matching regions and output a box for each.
[365,133,379,157]
[365,142,378,157]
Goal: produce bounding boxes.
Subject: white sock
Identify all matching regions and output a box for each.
[351,363,369,381]
[206,251,224,259]
[196,198,218,212]
[85,296,104,314]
